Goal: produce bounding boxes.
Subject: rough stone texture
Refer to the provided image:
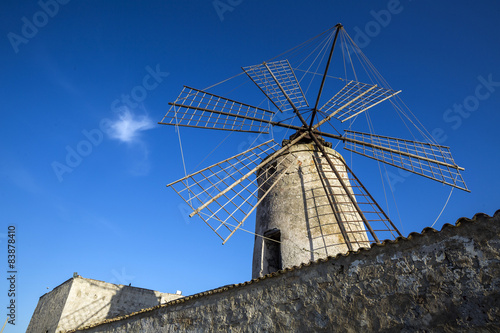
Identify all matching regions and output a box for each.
[27,276,183,333]
[27,277,74,333]
[74,211,500,332]
[253,143,369,278]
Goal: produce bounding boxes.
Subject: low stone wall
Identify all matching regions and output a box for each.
[75,211,500,332]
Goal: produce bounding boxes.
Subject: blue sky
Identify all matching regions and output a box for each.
[1,0,499,331]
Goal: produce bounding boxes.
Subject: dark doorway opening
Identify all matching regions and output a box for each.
[264,228,282,274]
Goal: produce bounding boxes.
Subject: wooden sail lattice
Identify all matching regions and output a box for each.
[242,60,309,112]
[319,80,401,122]
[310,155,400,249]
[343,130,468,191]
[160,86,275,133]
[167,140,298,243]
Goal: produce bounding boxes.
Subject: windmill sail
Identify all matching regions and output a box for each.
[160,86,275,133]
[311,154,401,245]
[343,130,469,191]
[167,139,298,244]
[319,81,400,122]
[243,60,308,112]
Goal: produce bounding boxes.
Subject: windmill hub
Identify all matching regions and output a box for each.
[282,131,332,149]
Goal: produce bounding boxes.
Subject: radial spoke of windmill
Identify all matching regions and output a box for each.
[310,23,343,129]
[343,130,469,191]
[168,140,277,238]
[168,140,277,200]
[242,60,308,113]
[305,84,377,135]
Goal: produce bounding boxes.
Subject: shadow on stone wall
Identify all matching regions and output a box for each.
[59,279,162,331]
[107,286,161,319]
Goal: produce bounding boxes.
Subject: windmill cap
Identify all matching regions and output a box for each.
[283,130,332,148]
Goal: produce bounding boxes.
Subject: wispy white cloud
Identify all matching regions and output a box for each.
[108,108,155,143]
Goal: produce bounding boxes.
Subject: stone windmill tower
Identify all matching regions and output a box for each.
[251,135,371,278]
[160,24,468,278]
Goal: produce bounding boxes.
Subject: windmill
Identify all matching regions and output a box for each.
[159,24,469,278]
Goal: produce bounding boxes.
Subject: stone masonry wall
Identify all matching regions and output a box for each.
[75,211,500,332]
[27,278,73,333]
[27,276,183,333]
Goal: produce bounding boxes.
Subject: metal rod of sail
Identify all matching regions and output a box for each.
[340,90,401,122]
[167,102,272,127]
[167,140,277,187]
[310,23,342,128]
[343,133,465,171]
[263,62,302,114]
[160,86,275,133]
[222,156,297,244]
[182,86,275,115]
[339,158,403,238]
[309,133,381,244]
[308,129,465,181]
[315,86,377,127]
[242,66,283,112]
[312,156,354,251]
[263,61,314,130]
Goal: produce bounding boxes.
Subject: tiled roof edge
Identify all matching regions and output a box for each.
[69,210,499,332]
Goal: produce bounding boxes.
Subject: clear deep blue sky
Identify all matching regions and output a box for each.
[1,1,499,331]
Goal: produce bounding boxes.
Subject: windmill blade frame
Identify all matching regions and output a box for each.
[167,139,302,244]
[311,152,402,246]
[243,59,309,113]
[159,86,275,133]
[319,80,401,122]
[343,130,469,191]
